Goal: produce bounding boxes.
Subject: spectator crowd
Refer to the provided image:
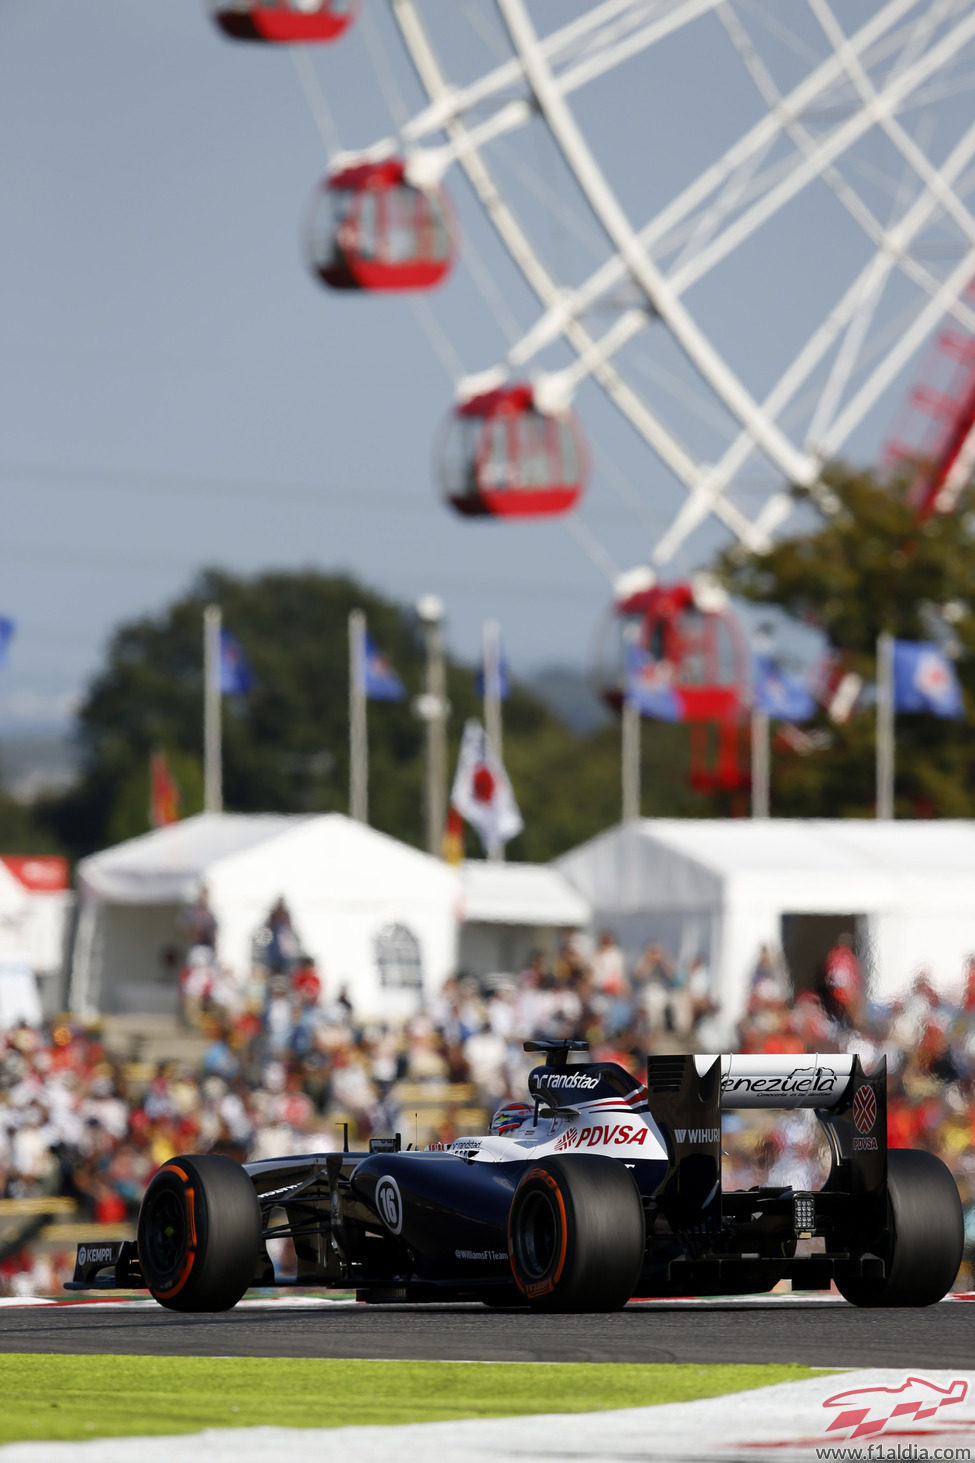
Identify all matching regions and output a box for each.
[2,907,974,1296]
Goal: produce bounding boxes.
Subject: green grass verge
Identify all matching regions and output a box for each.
[0,1356,829,1443]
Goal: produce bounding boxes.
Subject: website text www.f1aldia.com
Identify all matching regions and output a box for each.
[815,1446,972,1460]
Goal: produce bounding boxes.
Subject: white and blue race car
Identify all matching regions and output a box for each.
[68,1039,963,1312]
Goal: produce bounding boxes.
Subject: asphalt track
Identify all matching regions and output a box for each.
[1,1295,971,1367]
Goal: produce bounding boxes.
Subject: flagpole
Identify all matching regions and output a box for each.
[876,630,894,819]
[621,624,641,822]
[417,595,447,857]
[349,609,368,823]
[482,619,504,861]
[621,697,641,821]
[203,604,222,814]
[750,708,770,818]
[483,619,503,763]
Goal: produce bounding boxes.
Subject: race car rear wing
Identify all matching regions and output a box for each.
[695,1053,858,1109]
[648,1051,887,1244]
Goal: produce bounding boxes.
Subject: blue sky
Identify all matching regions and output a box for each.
[4,2,973,729]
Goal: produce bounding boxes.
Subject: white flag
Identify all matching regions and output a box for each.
[450,719,523,853]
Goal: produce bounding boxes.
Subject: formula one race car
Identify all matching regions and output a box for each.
[67,1040,964,1312]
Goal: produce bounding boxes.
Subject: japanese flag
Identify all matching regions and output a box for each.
[450,720,523,853]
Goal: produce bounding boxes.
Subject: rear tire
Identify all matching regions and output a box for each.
[837,1148,963,1307]
[137,1154,262,1312]
[507,1155,645,1312]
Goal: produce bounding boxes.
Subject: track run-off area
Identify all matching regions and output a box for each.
[2,1295,975,1461]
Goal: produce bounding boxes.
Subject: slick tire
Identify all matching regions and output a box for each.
[507,1154,645,1312]
[137,1154,262,1312]
[837,1147,964,1308]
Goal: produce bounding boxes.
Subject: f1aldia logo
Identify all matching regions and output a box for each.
[823,1377,968,1439]
[375,1176,403,1235]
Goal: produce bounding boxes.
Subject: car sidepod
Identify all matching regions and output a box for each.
[351,1150,519,1284]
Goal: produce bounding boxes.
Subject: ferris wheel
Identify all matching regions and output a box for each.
[211,0,975,592]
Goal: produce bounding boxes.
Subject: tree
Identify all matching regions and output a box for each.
[0,785,65,855]
[45,570,427,855]
[715,464,975,817]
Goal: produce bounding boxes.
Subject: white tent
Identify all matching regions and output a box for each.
[70,813,464,1021]
[0,856,72,974]
[0,856,73,1015]
[555,819,975,1022]
[457,860,591,978]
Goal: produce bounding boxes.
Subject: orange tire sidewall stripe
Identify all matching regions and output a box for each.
[151,1166,198,1300]
[540,1170,568,1289]
[510,1168,569,1298]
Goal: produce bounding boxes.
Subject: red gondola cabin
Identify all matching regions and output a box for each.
[440,384,588,519]
[600,579,753,796]
[306,160,457,293]
[612,581,749,721]
[210,1,358,44]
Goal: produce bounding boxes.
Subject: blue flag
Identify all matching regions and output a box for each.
[623,641,682,721]
[477,640,510,701]
[892,639,963,717]
[0,618,15,664]
[754,654,816,722]
[219,629,255,696]
[363,632,405,701]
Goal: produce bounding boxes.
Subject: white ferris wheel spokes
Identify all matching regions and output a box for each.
[281,1,975,586]
[374,0,975,573]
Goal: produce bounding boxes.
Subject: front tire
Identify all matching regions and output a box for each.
[837,1148,963,1307]
[137,1154,262,1312]
[507,1154,645,1312]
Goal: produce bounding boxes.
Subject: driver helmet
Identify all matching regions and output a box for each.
[490,1101,533,1136]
